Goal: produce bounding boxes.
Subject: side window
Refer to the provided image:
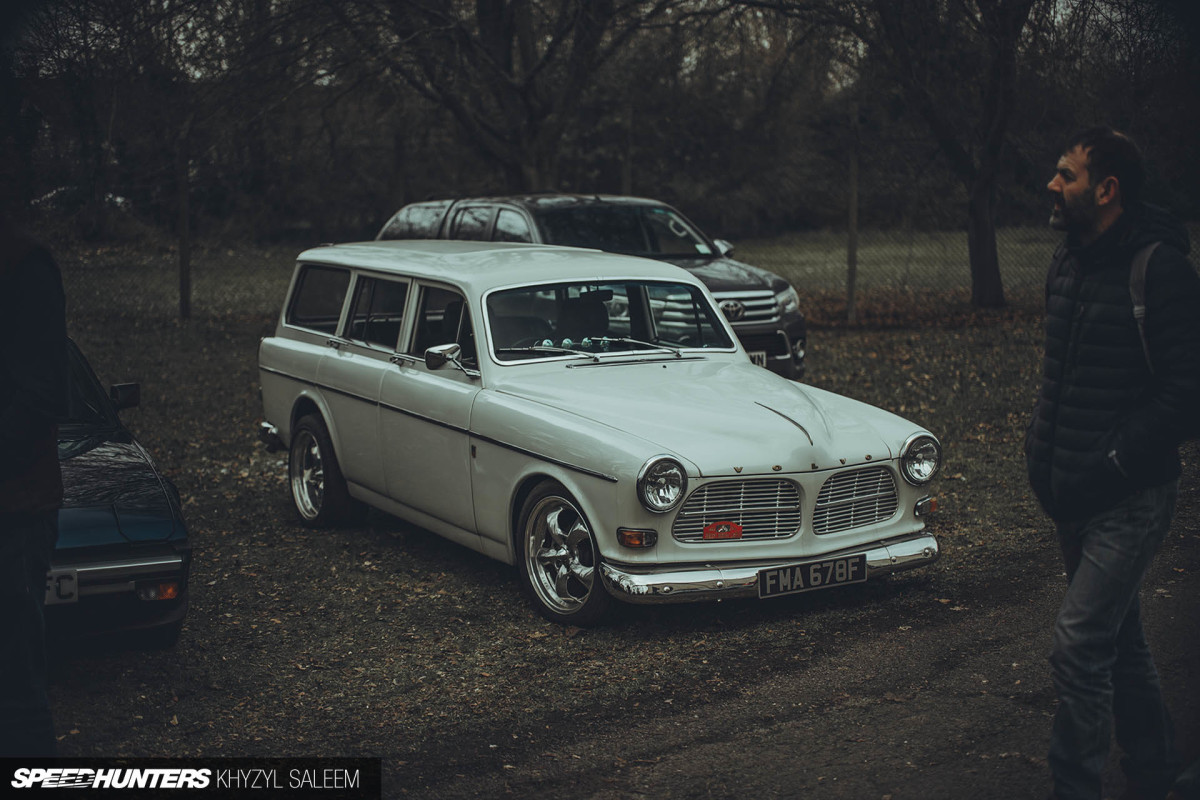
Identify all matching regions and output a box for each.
[346,276,409,350]
[450,206,492,241]
[287,265,351,334]
[493,209,533,243]
[410,286,476,368]
[378,201,452,239]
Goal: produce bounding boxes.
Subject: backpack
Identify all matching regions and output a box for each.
[1130,242,1161,374]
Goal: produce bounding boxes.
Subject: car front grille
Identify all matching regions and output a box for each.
[712,290,779,325]
[672,479,802,543]
[813,466,899,534]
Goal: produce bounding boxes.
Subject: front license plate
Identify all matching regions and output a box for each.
[748,350,767,367]
[757,554,867,598]
[45,568,79,605]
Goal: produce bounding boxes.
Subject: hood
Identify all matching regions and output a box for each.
[493,360,896,477]
[657,255,788,294]
[57,439,179,548]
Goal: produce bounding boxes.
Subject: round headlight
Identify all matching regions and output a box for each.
[900,434,942,485]
[637,456,688,513]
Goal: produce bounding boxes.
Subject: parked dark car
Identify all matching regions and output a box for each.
[47,340,191,647]
[376,194,807,378]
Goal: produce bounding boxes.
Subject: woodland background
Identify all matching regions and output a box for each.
[2,0,1199,309]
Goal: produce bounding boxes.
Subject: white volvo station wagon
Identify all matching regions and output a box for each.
[258,241,942,625]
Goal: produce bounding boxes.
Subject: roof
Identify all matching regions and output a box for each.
[295,240,701,295]
[411,193,671,212]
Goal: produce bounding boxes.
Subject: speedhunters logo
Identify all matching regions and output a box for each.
[12,768,211,789]
[4,759,379,798]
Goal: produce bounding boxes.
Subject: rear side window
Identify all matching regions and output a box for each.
[493,210,533,243]
[287,265,350,334]
[377,201,452,239]
[450,206,493,240]
[346,276,410,349]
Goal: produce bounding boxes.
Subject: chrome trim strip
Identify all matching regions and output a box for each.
[754,401,812,445]
[600,533,939,604]
[54,555,186,593]
[261,366,617,483]
[472,434,620,484]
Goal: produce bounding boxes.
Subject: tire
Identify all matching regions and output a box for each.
[288,414,363,527]
[517,481,612,626]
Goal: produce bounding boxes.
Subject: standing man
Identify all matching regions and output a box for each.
[1027,127,1200,800]
[0,213,68,757]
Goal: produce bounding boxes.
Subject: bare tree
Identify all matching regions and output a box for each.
[327,0,691,191]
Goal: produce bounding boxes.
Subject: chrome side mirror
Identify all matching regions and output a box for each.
[424,343,462,370]
[713,238,734,257]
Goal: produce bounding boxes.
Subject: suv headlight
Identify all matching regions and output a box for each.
[776,286,800,315]
[637,456,688,513]
[900,434,942,485]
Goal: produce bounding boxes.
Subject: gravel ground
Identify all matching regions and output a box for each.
[45,241,1200,799]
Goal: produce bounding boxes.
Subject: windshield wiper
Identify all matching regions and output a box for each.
[494,346,599,363]
[595,336,683,358]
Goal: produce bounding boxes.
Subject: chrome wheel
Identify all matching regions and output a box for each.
[290,428,325,521]
[523,494,599,616]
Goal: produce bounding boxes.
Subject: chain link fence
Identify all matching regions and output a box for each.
[56,223,1198,327]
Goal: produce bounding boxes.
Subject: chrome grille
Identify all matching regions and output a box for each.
[672,479,801,543]
[813,466,898,534]
[712,290,779,324]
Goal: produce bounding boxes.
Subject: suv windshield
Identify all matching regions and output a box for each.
[487,280,733,362]
[535,206,713,258]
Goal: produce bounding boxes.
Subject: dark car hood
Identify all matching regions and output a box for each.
[57,439,179,548]
[657,255,786,294]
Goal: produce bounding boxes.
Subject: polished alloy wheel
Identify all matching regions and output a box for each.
[290,429,325,521]
[524,496,598,615]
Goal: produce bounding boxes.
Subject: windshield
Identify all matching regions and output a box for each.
[535,206,713,258]
[487,280,734,362]
[59,344,115,431]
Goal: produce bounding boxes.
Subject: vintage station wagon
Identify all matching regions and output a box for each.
[258,241,941,625]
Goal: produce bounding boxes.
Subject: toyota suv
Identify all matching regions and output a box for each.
[376,195,806,378]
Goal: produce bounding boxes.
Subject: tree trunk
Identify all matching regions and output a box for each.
[966,178,1005,308]
[177,114,194,321]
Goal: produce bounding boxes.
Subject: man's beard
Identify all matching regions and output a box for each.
[1049,189,1096,233]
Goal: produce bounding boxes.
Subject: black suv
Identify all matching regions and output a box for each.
[376,194,806,378]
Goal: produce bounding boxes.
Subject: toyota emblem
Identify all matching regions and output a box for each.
[720,299,746,321]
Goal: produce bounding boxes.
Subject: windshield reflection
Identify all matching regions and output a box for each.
[487,280,732,362]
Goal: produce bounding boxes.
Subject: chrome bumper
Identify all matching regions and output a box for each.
[600,533,939,604]
[46,554,187,604]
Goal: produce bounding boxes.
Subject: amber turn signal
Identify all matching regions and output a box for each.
[617,528,658,549]
[136,581,181,602]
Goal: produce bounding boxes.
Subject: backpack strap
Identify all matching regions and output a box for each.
[1130,241,1162,374]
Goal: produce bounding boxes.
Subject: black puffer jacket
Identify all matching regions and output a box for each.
[0,219,68,514]
[1026,203,1200,522]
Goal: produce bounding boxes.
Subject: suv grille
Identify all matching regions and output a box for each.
[672,479,801,542]
[712,290,779,325]
[813,467,898,534]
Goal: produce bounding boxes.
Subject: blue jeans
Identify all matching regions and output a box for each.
[1049,481,1180,800]
[0,510,58,757]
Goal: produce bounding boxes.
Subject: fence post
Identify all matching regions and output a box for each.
[177,113,194,321]
[846,101,860,324]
